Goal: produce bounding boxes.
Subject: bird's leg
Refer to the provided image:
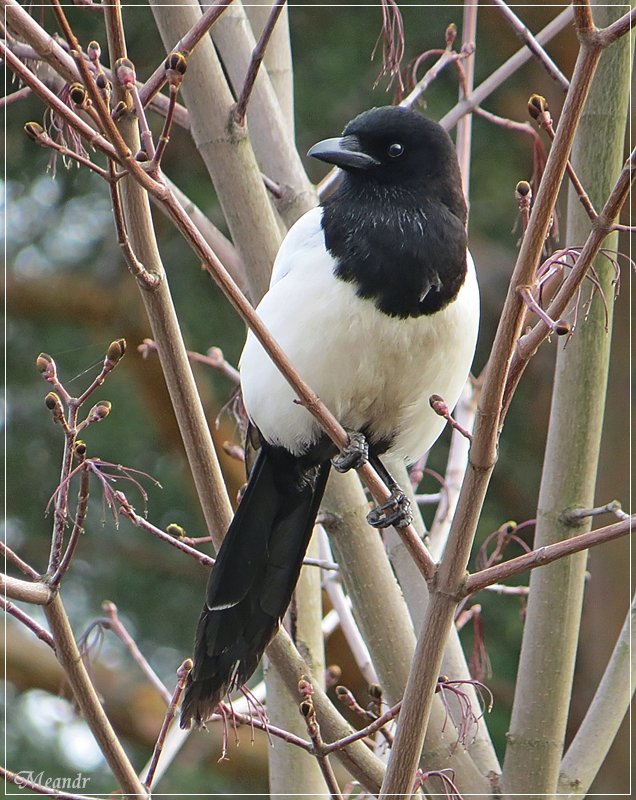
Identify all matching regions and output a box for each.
[331,430,369,473]
[366,453,413,529]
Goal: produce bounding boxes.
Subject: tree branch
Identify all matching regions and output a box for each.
[43,594,148,797]
[0,766,94,800]
[464,517,633,596]
[379,22,605,799]
[596,7,636,46]
[138,0,234,111]
[440,6,574,131]
[558,593,635,797]
[1,573,53,605]
[233,0,286,126]
[455,1,477,197]
[2,598,55,649]
[490,0,569,91]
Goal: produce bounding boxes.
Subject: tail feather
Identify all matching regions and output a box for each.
[180,444,330,728]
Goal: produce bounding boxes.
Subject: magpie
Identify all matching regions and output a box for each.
[180,105,479,728]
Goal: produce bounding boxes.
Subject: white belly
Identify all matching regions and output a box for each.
[240,245,479,463]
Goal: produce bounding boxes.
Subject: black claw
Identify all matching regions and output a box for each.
[332,431,369,473]
[367,490,412,529]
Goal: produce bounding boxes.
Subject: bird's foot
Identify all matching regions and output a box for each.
[367,489,412,529]
[332,431,369,473]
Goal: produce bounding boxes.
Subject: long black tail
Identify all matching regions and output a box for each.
[180,443,330,728]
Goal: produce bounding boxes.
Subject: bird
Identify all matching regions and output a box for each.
[180,105,479,728]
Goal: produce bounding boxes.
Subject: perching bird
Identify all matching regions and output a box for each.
[180,106,479,728]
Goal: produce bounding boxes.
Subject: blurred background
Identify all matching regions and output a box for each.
[3,2,631,796]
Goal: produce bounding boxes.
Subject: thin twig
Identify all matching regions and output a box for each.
[0,541,40,580]
[323,701,402,755]
[50,462,89,587]
[138,339,240,383]
[108,163,162,288]
[25,121,111,179]
[43,594,149,796]
[440,6,574,132]
[536,109,634,233]
[137,0,233,111]
[0,765,94,800]
[303,557,340,572]
[1,597,55,648]
[455,1,477,197]
[428,382,476,559]
[1,42,120,163]
[510,146,636,405]
[429,394,473,442]
[233,0,287,126]
[48,403,78,575]
[464,516,634,596]
[144,659,192,788]
[0,85,32,106]
[318,529,378,686]
[563,500,628,523]
[517,285,569,335]
[490,0,569,91]
[114,492,215,568]
[300,695,344,800]
[102,601,173,704]
[482,583,529,597]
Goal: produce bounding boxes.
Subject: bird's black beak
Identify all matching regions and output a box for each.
[307,135,380,170]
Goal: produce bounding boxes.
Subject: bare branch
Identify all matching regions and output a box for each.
[139,339,240,384]
[573,0,596,34]
[490,0,569,91]
[380,25,605,798]
[558,592,635,796]
[50,462,89,587]
[144,659,192,789]
[0,42,120,163]
[108,164,162,289]
[233,0,287,127]
[0,541,40,580]
[299,692,344,800]
[464,517,634,596]
[138,0,233,110]
[0,85,32,106]
[455,1,477,197]
[0,766,94,800]
[101,601,172,704]
[597,7,636,46]
[114,491,215,568]
[323,701,402,755]
[564,499,628,523]
[440,6,574,131]
[1,573,54,605]
[43,594,148,797]
[2,598,55,649]
[512,145,635,392]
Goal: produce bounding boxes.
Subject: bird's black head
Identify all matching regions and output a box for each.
[308,106,462,197]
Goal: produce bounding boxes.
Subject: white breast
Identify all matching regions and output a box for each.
[240,207,479,462]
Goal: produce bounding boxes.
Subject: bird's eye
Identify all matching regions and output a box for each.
[387,142,404,158]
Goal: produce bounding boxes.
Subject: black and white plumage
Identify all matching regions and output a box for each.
[180,106,479,728]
